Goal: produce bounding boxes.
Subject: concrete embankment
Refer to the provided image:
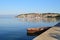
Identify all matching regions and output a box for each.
[33,27,60,40]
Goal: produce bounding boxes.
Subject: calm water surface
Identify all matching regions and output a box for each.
[0,17,60,40]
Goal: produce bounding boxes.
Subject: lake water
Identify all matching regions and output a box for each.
[0,17,60,40]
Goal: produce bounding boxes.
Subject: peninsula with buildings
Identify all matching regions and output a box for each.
[17,13,60,18]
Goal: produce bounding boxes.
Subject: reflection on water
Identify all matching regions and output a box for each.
[18,18,60,23]
[42,18,60,22]
[17,17,60,28]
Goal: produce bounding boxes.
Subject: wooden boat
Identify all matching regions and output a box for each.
[27,27,51,34]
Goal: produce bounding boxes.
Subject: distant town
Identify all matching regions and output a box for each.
[17,13,60,18]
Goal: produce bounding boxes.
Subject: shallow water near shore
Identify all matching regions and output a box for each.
[0,17,60,40]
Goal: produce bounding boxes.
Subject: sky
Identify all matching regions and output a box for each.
[0,0,60,15]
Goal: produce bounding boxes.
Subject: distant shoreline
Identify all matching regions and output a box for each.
[17,13,60,18]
